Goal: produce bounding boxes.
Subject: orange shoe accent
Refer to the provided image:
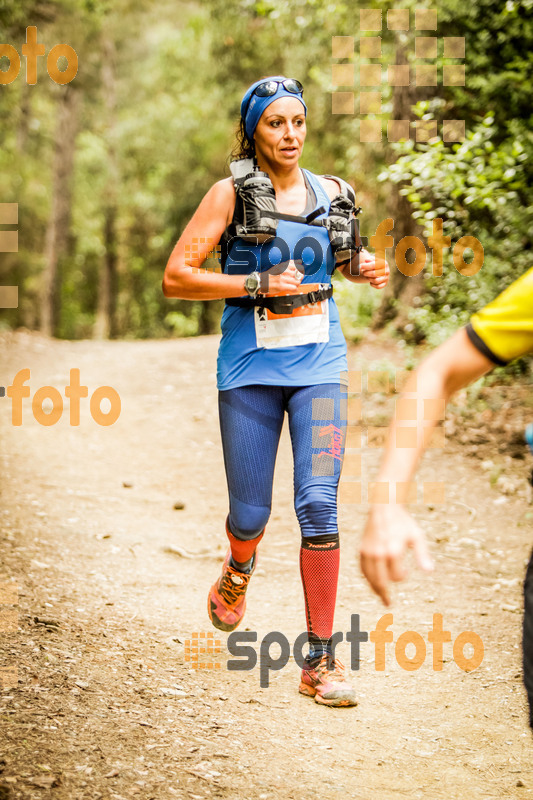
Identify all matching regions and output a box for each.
[207,549,256,632]
[299,655,357,707]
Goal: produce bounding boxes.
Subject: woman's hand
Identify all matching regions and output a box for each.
[358,250,390,289]
[261,260,304,295]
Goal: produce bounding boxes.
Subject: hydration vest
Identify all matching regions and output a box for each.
[218,158,362,273]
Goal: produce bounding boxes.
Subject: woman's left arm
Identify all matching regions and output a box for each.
[319,179,390,290]
[337,249,390,289]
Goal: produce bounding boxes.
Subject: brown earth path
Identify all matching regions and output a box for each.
[0,329,532,800]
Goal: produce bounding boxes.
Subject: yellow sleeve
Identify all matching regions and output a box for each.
[465,268,533,365]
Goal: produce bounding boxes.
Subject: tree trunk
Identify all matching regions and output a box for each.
[372,39,425,333]
[94,36,119,340]
[41,85,79,337]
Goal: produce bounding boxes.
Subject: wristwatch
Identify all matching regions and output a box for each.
[244,271,262,299]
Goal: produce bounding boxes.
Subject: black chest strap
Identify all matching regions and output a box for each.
[225,285,333,315]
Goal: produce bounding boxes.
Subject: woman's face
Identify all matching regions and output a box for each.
[253,96,306,167]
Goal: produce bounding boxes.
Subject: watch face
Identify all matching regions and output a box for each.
[246,273,259,294]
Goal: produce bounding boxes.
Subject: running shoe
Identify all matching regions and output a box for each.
[299,654,357,707]
[207,549,256,632]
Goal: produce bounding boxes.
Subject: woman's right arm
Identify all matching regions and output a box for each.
[162,179,248,300]
[162,178,303,300]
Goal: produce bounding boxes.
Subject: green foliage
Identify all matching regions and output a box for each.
[437,0,533,145]
[367,0,533,354]
[333,274,380,343]
[164,307,203,337]
[0,0,531,344]
[380,111,531,347]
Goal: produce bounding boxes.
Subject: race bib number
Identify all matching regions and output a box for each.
[254,283,330,349]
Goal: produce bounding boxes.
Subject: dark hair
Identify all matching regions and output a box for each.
[230,117,255,162]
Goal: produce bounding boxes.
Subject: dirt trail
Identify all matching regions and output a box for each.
[0,329,532,800]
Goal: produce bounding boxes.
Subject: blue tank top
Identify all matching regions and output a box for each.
[216,168,348,390]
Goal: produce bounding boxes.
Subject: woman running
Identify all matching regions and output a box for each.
[163,76,389,706]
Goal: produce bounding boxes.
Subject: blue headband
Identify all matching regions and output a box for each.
[241,76,307,141]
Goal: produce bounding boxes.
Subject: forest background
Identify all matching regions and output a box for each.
[1,0,531,369]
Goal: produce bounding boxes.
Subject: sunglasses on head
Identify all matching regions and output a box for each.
[244,78,304,117]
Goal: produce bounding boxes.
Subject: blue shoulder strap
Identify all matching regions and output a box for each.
[320,173,356,205]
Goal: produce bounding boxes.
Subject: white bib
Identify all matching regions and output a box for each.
[254,283,330,349]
